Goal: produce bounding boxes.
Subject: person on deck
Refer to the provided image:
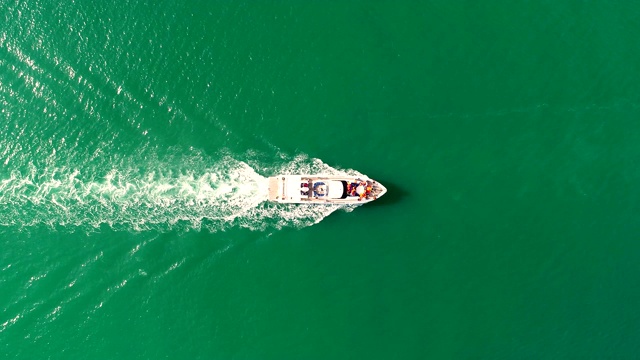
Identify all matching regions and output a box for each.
[349,182,358,196]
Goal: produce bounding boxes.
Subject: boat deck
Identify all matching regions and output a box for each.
[268,177,280,200]
[267,175,387,204]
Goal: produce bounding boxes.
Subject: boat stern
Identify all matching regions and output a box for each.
[268,176,281,201]
[268,175,305,203]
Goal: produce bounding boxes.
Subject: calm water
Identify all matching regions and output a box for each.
[1,1,639,358]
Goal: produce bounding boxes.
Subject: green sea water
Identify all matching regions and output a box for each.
[2,1,640,358]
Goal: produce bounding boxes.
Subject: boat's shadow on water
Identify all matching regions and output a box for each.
[367,180,407,207]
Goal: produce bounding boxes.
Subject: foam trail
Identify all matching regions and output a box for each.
[0,156,267,232]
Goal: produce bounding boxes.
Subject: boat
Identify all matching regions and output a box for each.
[268,175,387,204]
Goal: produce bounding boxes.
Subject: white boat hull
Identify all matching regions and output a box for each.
[268,175,387,204]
